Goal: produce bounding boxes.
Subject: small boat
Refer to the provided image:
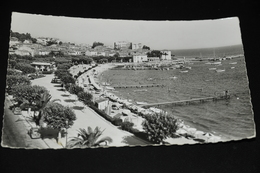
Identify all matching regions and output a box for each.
[205,62,212,65]
[229,62,237,65]
[170,76,177,79]
[136,101,147,105]
[147,78,153,81]
[216,69,225,73]
[212,62,222,65]
[106,86,115,90]
[185,66,192,70]
[231,67,235,69]
[209,68,217,70]
[180,70,188,73]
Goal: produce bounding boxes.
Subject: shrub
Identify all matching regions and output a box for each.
[42,70,53,74]
[121,121,134,131]
[42,102,76,129]
[11,85,49,109]
[142,112,179,144]
[60,74,75,85]
[111,117,123,126]
[6,75,31,94]
[57,63,72,70]
[15,62,36,74]
[6,68,22,75]
[77,91,93,105]
[54,69,68,78]
[68,84,84,95]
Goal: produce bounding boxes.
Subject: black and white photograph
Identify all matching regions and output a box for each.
[1,12,256,149]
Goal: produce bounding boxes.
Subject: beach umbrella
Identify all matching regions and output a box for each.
[194,131,205,138]
[203,133,213,138]
[186,128,197,135]
[176,129,187,135]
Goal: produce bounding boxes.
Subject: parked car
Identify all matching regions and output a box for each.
[51,78,61,83]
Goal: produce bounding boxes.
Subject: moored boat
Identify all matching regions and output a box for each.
[209,68,217,70]
[216,69,225,73]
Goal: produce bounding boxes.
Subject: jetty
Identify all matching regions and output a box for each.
[113,84,165,89]
[140,95,230,108]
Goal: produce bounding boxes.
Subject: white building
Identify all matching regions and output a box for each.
[30,62,52,71]
[86,50,98,56]
[160,50,171,60]
[39,50,50,56]
[132,43,142,50]
[114,41,131,49]
[133,55,148,63]
[95,98,109,111]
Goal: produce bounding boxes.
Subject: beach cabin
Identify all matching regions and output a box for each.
[133,55,148,63]
[95,98,109,111]
[30,62,52,71]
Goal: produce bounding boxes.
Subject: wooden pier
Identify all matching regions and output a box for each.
[113,84,165,89]
[140,95,230,108]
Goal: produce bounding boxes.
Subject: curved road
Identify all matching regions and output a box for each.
[31,73,149,147]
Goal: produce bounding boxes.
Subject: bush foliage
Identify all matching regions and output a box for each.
[77,91,93,105]
[11,85,49,109]
[142,112,179,144]
[6,75,31,94]
[42,102,76,129]
[15,62,36,74]
[6,68,22,75]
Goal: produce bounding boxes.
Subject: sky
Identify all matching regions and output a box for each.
[11,12,243,50]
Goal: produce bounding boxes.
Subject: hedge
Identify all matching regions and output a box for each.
[42,70,53,74]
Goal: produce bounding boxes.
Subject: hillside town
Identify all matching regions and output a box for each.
[9,31,172,64]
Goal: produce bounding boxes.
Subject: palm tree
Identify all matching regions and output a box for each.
[67,127,113,148]
[34,92,60,126]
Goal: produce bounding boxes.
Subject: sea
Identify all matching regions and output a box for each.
[99,44,255,141]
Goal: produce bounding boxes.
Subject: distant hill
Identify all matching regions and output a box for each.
[171,44,244,58]
[10,30,37,43]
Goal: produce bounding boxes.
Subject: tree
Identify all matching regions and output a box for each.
[6,69,22,75]
[77,91,93,105]
[15,62,36,74]
[147,50,162,58]
[142,112,179,144]
[34,92,61,126]
[6,75,31,94]
[60,74,75,85]
[67,84,84,95]
[92,42,104,49]
[67,127,113,148]
[11,85,49,109]
[42,102,76,129]
[8,60,17,68]
[54,69,68,79]
[142,45,150,50]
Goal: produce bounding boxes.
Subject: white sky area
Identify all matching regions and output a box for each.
[11,12,243,50]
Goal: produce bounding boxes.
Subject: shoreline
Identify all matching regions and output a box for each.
[76,63,224,144]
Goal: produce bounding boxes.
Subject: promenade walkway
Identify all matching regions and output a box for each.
[31,73,149,147]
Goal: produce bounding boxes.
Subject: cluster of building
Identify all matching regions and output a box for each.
[9,36,173,63]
